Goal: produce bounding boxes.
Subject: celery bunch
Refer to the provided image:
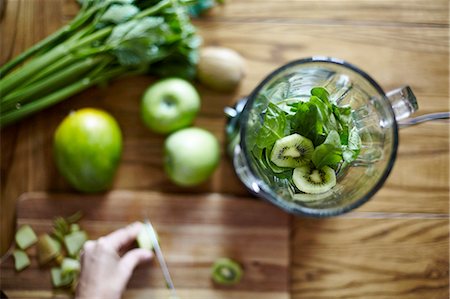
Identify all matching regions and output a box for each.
[0,0,201,127]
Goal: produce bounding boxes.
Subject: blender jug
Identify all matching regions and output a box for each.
[225,57,449,217]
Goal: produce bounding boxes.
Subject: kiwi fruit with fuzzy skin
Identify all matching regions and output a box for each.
[293,164,336,194]
[270,134,314,168]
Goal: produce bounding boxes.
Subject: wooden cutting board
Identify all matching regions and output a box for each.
[1,191,290,299]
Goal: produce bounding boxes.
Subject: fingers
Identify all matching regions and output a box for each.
[119,248,153,281]
[102,222,143,251]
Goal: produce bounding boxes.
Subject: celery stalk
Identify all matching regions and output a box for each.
[1,57,102,113]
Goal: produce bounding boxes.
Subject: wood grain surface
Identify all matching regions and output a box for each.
[1,191,290,298]
[1,0,449,298]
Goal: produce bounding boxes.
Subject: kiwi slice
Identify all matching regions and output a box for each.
[293,164,336,194]
[270,134,314,168]
[211,258,243,285]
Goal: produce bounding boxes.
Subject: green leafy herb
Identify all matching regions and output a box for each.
[290,102,325,146]
[312,143,343,169]
[255,103,288,149]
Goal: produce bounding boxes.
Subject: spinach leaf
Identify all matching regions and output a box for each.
[311,87,332,108]
[323,130,341,147]
[290,102,325,146]
[312,143,343,169]
[342,127,362,163]
[255,102,287,149]
[332,104,352,145]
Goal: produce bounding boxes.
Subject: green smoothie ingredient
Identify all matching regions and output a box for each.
[61,258,81,276]
[51,267,75,288]
[211,258,243,286]
[64,231,88,258]
[15,225,38,250]
[252,86,361,196]
[12,211,86,292]
[0,0,201,127]
[141,78,201,134]
[53,108,122,193]
[164,127,220,186]
[197,47,246,92]
[37,234,62,265]
[13,250,31,271]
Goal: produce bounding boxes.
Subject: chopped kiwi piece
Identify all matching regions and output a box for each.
[270,134,314,168]
[51,267,74,288]
[64,231,88,257]
[211,258,243,285]
[37,234,61,265]
[15,225,38,250]
[13,249,31,271]
[61,258,81,275]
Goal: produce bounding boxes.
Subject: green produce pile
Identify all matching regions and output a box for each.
[13,212,87,291]
[252,87,361,196]
[0,0,201,127]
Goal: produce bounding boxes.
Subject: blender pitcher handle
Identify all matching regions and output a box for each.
[386,86,450,128]
[386,86,418,121]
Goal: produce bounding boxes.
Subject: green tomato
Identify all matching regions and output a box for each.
[53,108,122,193]
[164,127,220,186]
[141,78,200,134]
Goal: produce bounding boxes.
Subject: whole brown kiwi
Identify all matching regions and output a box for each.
[197,47,246,92]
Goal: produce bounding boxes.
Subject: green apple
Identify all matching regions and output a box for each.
[53,108,122,193]
[164,127,220,186]
[141,78,200,134]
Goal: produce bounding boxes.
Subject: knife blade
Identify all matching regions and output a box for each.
[143,218,179,299]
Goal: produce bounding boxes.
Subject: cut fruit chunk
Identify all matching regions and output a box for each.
[61,258,81,275]
[136,223,158,251]
[51,267,74,288]
[37,234,62,265]
[64,231,88,257]
[13,249,30,271]
[293,164,336,194]
[15,225,38,250]
[270,134,314,168]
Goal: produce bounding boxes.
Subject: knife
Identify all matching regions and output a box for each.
[143,218,179,299]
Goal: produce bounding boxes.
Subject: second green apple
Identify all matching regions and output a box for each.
[141,78,200,134]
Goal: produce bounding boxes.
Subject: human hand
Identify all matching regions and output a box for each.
[75,222,153,299]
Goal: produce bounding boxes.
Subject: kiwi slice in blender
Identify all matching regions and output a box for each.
[293,164,336,194]
[270,134,314,168]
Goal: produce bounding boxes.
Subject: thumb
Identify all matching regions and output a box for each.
[119,248,153,282]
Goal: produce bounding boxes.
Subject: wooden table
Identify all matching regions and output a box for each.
[1,0,449,298]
